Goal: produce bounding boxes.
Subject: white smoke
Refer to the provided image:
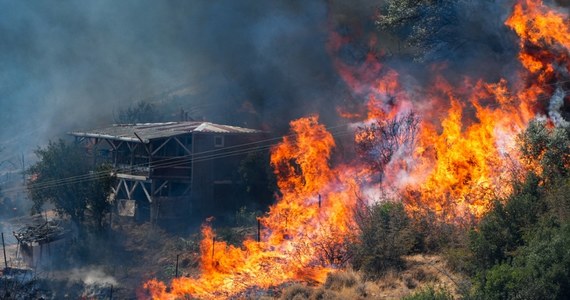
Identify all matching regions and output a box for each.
[70,268,118,286]
[548,86,569,128]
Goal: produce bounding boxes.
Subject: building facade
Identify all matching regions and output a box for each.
[69,121,265,225]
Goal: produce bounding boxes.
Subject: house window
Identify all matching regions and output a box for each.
[214,136,224,147]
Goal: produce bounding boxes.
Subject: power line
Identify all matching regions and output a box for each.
[21,124,351,191]
[4,125,353,194]
[6,79,570,193]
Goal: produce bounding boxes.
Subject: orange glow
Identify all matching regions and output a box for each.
[143,117,360,299]
[142,1,569,298]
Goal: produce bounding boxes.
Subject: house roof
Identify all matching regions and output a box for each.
[69,121,261,143]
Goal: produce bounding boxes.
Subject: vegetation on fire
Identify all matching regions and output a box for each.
[272,119,570,300]
[465,121,570,299]
[6,0,569,299]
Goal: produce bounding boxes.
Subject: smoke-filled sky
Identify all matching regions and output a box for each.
[0,0,341,159]
[0,0,566,163]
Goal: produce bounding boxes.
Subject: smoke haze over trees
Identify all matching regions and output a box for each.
[0,0,343,157]
[0,0,540,156]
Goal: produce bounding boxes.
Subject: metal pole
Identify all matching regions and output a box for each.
[175,254,179,278]
[211,237,215,263]
[318,194,321,209]
[2,232,8,270]
[109,285,113,300]
[21,153,25,184]
[257,219,261,243]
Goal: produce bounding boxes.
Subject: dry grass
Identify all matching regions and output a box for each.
[280,283,312,300]
[274,254,463,300]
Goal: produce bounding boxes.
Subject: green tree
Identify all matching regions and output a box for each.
[352,201,415,276]
[475,224,570,300]
[376,0,459,61]
[467,121,570,299]
[518,120,570,183]
[27,139,114,230]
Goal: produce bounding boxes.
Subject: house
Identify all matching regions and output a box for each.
[69,121,265,225]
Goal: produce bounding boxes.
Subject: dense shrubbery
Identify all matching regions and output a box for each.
[466,121,570,299]
[351,201,415,277]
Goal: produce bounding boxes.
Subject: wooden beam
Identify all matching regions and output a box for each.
[105,139,118,150]
[128,182,139,199]
[123,180,131,199]
[151,138,172,156]
[134,132,151,155]
[116,173,149,182]
[114,179,124,195]
[153,181,169,196]
[127,142,138,152]
[141,183,152,203]
[173,136,192,155]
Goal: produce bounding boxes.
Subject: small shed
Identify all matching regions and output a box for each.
[13,220,69,268]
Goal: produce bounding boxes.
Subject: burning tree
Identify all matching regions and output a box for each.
[141,0,570,298]
[355,111,420,176]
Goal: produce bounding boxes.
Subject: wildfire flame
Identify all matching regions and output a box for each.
[143,117,360,299]
[142,1,568,298]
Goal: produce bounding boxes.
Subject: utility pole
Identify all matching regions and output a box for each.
[21,153,25,184]
[2,232,8,270]
[175,254,179,278]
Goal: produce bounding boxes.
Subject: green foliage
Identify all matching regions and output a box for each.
[470,173,544,269]
[403,286,453,300]
[409,209,466,253]
[352,201,415,276]
[518,120,570,182]
[443,246,475,276]
[466,121,570,299]
[376,0,459,61]
[474,224,570,300]
[470,122,569,270]
[544,178,570,223]
[27,139,115,230]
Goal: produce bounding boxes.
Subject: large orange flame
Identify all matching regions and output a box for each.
[142,1,569,298]
[143,117,361,299]
[338,0,569,220]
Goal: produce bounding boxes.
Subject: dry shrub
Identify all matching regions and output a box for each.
[360,281,381,298]
[323,270,358,291]
[280,284,312,300]
[409,268,437,283]
[403,274,417,289]
[377,270,401,290]
[309,288,340,300]
[336,287,361,299]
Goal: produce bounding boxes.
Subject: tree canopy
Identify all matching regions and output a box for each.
[27,139,114,230]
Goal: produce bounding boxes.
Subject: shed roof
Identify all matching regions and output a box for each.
[69,121,261,143]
